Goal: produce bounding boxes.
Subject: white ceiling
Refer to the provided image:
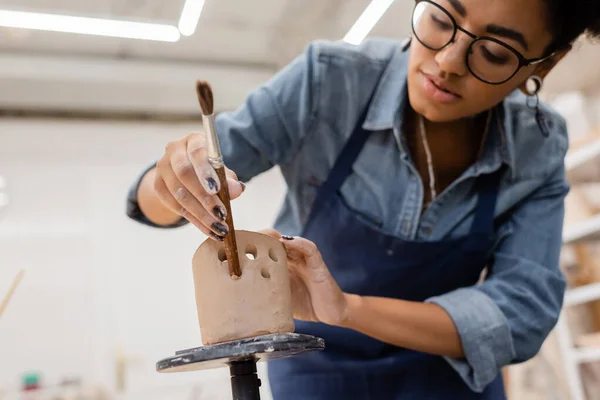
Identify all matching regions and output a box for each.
[0,0,599,116]
[0,0,418,67]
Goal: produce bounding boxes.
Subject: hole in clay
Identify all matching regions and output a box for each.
[245,244,258,260]
[218,248,226,262]
[268,248,278,262]
[261,268,271,279]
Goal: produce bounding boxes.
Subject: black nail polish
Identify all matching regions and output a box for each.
[210,232,225,241]
[282,235,294,240]
[212,222,229,236]
[213,206,227,221]
[239,181,246,193]
[206,177,219,193]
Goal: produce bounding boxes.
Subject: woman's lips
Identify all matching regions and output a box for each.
[421,72,461,104]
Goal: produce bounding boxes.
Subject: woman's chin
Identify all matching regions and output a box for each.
[409,98,460,122]
[408,87,457,123]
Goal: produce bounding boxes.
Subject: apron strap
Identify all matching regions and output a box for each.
[470,168,504,234]
[309,75,503,237]
[313,41,412,203]
[310,92,379,210]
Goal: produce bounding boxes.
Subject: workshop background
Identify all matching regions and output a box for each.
[1,0,600,399]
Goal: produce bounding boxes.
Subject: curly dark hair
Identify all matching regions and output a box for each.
[544,0,600,52]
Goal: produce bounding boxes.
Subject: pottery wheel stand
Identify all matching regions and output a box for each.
[156,333,324,400]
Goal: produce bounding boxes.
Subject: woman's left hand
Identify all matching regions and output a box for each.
[260,229,349,326]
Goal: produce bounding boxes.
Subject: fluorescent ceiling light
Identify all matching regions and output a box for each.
[343,0,395,45]
[178,0,206,36]
[0,10,181,42]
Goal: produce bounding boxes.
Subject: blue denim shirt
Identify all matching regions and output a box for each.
[127,38,569,392]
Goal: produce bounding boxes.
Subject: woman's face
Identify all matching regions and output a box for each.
[407,0,555,122]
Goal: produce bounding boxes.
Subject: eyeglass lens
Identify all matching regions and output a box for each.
[412,1,520,83]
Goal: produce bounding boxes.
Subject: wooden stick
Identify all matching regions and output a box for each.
[214,167,242,278]
[0,270,25,320]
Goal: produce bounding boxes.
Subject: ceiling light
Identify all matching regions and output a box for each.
[0,10,181,42]
[343,0,395,45]
[178,0,206,36]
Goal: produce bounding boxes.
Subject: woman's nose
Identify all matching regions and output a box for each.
[434,37,470,77]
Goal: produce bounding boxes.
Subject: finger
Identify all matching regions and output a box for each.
[171,144,228,222]
[227,177,246,200]
[186,133,220,195]
[157,157,229,237]
[288,270,316,322]
[187,134,245,201]
[225,167,246,199]
[279,236,322,263]
[225,167,238,181]
[153,175,224,241]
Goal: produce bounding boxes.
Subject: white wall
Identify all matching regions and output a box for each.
[0,118,286,399]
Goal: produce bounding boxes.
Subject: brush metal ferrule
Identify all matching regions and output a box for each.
[202,114,224,169]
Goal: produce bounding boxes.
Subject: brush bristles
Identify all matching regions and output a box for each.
[196,80,214,115]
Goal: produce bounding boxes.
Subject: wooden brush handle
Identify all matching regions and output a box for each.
[0,270,24,320]
[215,166,242,278]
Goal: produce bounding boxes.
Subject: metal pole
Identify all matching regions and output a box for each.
[229,360,261,400]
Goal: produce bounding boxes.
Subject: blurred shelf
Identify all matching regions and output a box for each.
[566,137,600,184]
[564,282,600,306]
[566,138,600,171]
[573,347,600,364]
[576,332,600,348]
[563,214,600,244]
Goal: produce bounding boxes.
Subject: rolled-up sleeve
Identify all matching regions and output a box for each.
[126,42,321,226]
[427,164,569,392]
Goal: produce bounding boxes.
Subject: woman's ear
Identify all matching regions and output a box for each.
[518,49,569,95]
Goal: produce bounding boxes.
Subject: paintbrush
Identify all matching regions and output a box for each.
[0,270,25,320]
[196,81,242,279]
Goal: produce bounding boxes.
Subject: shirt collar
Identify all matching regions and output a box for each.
[362,43,410,132]
[361,41,516,176]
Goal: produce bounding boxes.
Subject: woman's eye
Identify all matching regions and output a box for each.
[430,14,453,30]
[480,46,510,65]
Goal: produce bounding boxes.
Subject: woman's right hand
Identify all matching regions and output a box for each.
[152,132,246,241]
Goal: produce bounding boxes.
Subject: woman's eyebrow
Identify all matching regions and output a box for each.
[486,24,529,51]
[447,0,530,51]
[448,0,467,17]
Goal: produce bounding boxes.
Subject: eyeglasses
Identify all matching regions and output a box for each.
[411,0,555,85]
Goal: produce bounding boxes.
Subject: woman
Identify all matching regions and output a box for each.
[127,0,600,398]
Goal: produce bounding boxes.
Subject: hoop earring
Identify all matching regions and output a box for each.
[525,75,550,137]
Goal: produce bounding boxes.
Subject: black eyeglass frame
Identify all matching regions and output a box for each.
[411,0,556,85]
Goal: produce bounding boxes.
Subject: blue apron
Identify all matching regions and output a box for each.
[267,105,506,399]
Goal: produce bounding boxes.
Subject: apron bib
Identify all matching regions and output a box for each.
[268,102,506,400]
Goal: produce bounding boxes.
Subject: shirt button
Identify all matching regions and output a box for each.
[422,226,433,235]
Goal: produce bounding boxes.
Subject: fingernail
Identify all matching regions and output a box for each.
[282,235,294,240]
[210,232,225,242]
[239,181,246,193]
[213,206,227,221]
[212,222,229,236]
[206,177,219,194]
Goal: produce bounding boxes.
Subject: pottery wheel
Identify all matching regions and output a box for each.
[157,332,324,373]
[157,333,324,400]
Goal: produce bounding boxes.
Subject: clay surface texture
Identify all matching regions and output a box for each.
[193,230,294,345]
